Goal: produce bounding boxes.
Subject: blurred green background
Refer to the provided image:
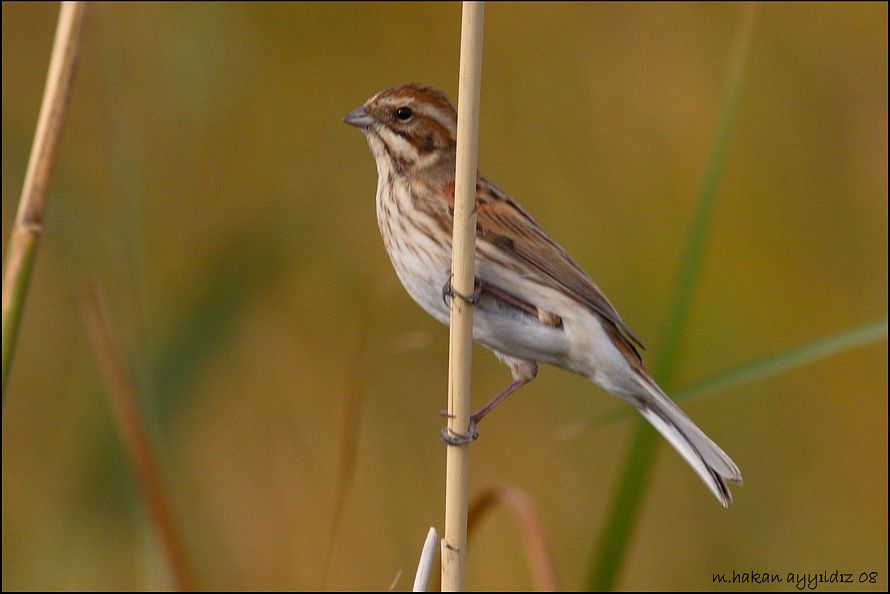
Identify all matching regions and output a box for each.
[3,2,887,591]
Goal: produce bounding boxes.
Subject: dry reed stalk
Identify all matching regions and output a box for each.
[2,2,87,404]
[442,2,484,591]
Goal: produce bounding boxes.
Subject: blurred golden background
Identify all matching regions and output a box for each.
[3,2,887,591]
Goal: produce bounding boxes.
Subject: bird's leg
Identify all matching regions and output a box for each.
[441,274,483,308]
[440,377,532,445]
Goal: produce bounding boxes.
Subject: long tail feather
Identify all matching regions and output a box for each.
[635,379,742,507]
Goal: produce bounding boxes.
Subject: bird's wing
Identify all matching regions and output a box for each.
[446,176,646,359]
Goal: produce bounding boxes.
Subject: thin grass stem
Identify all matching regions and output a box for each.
[468,486,559,591]
[2,1,87,405]
[79,286,194,591]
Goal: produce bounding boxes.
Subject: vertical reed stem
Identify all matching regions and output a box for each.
[442,2,484,591]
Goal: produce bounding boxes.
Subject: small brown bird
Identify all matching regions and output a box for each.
[344,84,742,506]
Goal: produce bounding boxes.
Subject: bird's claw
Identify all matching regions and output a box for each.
[440,419,479,446]
[442,274,482,308]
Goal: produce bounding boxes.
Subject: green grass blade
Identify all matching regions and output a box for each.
[587,420,659,592]
[674,319,888,404]
[585,319,888,430]
[586,5,759,590]
[653,5,758,385]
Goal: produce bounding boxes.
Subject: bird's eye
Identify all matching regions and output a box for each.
[395,107,413,121]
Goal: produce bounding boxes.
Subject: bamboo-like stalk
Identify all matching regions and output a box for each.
[79,287,194,591]
[2,1,87,405]
[441,2,484,592]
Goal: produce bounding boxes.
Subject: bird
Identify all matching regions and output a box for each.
[343,84,742,506]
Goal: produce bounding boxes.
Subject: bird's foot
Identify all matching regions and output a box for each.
[440,417,479,446]
[441,274,482,307]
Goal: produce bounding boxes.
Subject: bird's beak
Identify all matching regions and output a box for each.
[343,106,374,129]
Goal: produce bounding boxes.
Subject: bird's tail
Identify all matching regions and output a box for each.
[633,377,742,507]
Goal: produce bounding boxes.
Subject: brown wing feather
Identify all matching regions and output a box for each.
[443,176,646,359]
